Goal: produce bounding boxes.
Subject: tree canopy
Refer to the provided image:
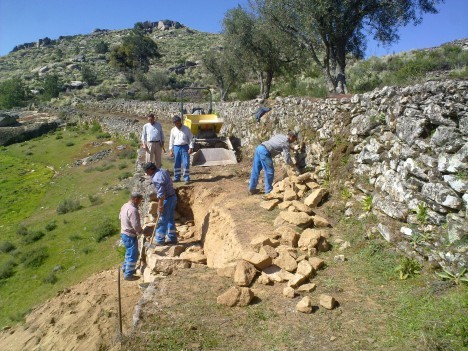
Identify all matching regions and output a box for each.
[223,6,298,98]
[110,31,161,74]
[254,0,443,93]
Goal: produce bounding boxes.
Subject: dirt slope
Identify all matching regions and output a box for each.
[0,270,140,351]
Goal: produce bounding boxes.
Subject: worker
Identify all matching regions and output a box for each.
[143,162,178,245]
[248,131,298,195]
[119,192,144,281]
[169,115,194,183]
[141,113,164,168]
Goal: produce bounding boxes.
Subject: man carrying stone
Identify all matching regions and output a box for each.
[248,131,298,195]
[119,192,144,281]
[141,113,165,168]
[143,162,178,245]
[169,115,194,183]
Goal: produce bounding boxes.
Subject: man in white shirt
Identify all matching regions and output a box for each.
[169,115,194,183]
[141,113,164,168]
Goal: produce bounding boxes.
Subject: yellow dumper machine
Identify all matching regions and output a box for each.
[179,87,237,166]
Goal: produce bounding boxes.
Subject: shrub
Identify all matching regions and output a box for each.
[16,224,28,236]
[0,78,27,109]
[0,260,16,280]
[362,195,373,212]
[88,194,103,206]
[55,134,63,140]
[395,257,422,280]
[91,120,102,133]
[0,241,16,253]
[42,272,58,284]
[45,220,57,231]
[118,172,133,180]
[96,132,111,139]
[23,230,45,244]
[95,40,109,54]
[21,247,49,268]
[69,234,83,241]
[94,218,118,242]
[118,149,136,159]
[65,141,75,147]
[236,84,259,101]
[41,74,61,100]
[56,199,82,214]
[118,163,128,170]
[95,164,114,172]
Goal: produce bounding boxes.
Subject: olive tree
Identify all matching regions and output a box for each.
[223,6,298,98]
[254,0,443,93]
[203,48,243,101]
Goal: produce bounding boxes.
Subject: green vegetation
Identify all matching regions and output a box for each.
[0,126,131,327]
[436,267,468,286]
[395,257,422,280]
[56,199,82,214]
[361,194,373,212]
[0,78,27,109]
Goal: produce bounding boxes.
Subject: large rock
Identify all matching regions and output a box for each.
[146,255,191,274]
[233,260,257,286]
[217,286,254,307]
[304,188,328,207]
[298,229,323,251]
[241,251,273,270]
[273,250,298,272]
[179,251,207,264]
[0,113,18,127]
[279,211,314,228]
[296,260,314,278]
[421,182,463,210]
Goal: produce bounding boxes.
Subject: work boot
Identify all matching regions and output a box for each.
[248,188,260,195]
[124,275,140,281]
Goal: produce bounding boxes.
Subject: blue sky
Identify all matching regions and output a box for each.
[0,0,467,58]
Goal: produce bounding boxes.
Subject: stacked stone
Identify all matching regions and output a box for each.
[216,171,338,312]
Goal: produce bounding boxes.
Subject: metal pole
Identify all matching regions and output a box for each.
[118,266,123,342]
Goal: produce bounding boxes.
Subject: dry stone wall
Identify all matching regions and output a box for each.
[79,79,467,269]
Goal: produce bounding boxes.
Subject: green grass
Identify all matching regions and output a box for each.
[0,127,133,327]
[336,216,468,351]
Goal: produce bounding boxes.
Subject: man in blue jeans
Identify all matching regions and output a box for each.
[169,115,194,183]
[119,192,143,281]
[249,131,298,195]
[143,162,178,245]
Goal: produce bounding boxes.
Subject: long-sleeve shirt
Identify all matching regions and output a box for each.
[262,134,293,164]
[141,122,164,143]
[119,201,142,237]
[169,125,194,150]
[151,168,176,199]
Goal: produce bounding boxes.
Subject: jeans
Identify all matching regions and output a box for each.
[156,195,177,244]
[249,145,274,194]
[121,233,138,278]
[173,144,190,181]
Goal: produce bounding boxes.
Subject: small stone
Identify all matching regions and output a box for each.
[296,296,313,313]
[283,286,295,298]
[297,283,316,292]
[334,255,346,262]
[319,294,336,310]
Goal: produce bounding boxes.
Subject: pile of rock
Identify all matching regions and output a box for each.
[141,210,200,283]
[216,171,338,313]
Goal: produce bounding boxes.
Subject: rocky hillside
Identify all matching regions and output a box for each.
[0,20,220,100]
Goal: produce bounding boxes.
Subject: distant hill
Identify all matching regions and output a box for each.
[0,19,466,104]
[0,20,221,101]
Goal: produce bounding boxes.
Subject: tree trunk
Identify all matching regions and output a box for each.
[263,70,273,99]
[335,45,348,94]
[257,71,265,97]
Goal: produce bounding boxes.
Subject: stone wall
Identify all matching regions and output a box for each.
[77,79,467,269]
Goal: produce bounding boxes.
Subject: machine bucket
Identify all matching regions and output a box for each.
[191,148,237,166]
